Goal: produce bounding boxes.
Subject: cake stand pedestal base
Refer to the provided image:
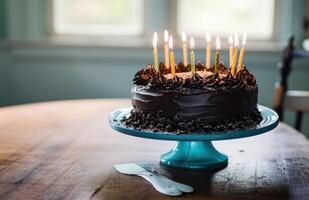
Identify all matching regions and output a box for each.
[160,141,228,170]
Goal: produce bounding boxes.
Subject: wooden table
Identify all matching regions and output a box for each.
[0,99,308,200]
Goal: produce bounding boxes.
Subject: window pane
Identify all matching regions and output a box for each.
[53,0,143,35]
[178,0,275,39]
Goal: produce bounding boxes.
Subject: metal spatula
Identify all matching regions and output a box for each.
[114,163,182,196]
[138,163,194,193]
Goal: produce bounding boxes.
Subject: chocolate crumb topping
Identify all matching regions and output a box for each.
[121,108,262,134]
[133,63,256,93]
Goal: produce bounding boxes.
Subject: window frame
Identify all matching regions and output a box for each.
[167,0,287,50]
[45,0,163,47]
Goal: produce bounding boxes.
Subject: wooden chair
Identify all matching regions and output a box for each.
[273,36,309,131]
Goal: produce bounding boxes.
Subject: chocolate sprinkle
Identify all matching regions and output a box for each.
[121,108,263,134]
[133,63,257,93]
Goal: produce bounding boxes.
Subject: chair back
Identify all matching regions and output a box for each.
[273,36,294,120]
[273,36,309,131]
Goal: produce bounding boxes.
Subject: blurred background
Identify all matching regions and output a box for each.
[0,0,309,137]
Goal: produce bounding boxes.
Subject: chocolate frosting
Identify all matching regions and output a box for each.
[131,63,258,120]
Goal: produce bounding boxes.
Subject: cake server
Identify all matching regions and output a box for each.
[138,163,194,193]
[114,163,182,196]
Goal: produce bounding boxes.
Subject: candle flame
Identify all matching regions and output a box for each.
[206,32,211,43]
[164,30,169,43]
[169,36,173,50]
[242,32,247,46]
[190,37,194,49]
[153,32,157,48]
[234,32,239,48]
[229,36,233,45]
[181,31,187,42]
[216,36,221,50]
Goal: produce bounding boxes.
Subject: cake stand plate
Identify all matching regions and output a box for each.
[108,105,279,170]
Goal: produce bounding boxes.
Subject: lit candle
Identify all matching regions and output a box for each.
[190,37,195,74]
[169,36,176,77]
[152,32,159,71]
[237,32,247,73]
[229,36,233,68]
[164,30,170,68]
[205,32,211,69]
[231,33,239,76]
[181,31,188,66]
[214,36,221,72]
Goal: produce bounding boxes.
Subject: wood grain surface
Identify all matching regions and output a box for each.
[0,99,308,200]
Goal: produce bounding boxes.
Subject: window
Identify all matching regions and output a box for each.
[52,0,143,35]
[178,0,275,40]
[51,0,278,42]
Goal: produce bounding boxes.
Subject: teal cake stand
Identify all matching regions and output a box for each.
[109,105,279,170]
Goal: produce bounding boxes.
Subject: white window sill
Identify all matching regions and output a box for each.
[8,35,283,52]
[2,35,285,63]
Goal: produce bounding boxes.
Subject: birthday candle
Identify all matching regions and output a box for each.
[229,36,233,68]
[190,37,195,74]
[214,36,221,72]
[231,33,239,76]
[169,36,176,77]
[205,33,211,69]
[164,30,170,68]
[152,32,159,71]
[237,32,247,73]
[181,31,188,66]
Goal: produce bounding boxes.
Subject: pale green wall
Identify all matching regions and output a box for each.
[0,0,6,38]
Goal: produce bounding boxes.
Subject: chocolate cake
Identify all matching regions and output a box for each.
[122,62,262,133]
